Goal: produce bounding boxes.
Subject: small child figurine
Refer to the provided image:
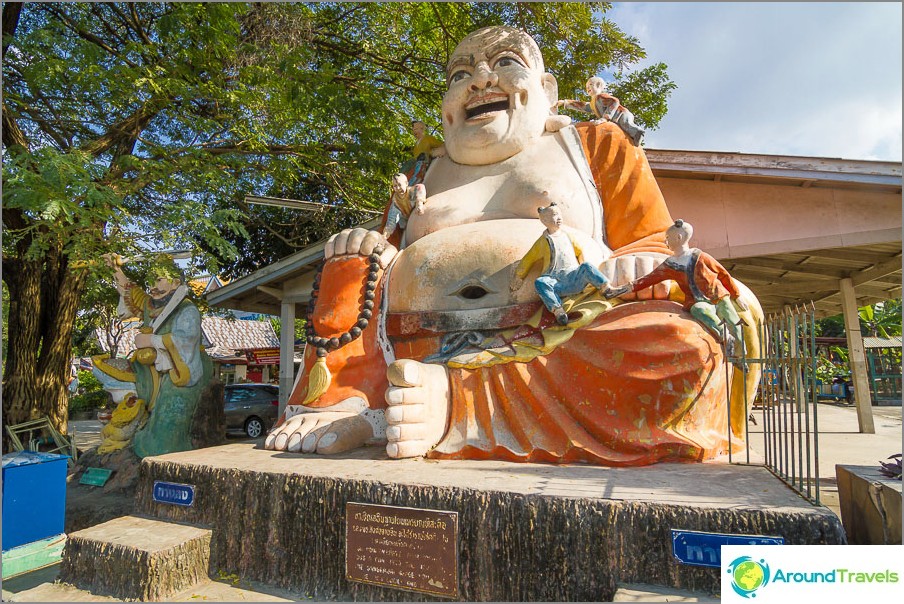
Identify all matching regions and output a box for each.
[383,173,427,240]
[411,120,445,160]
[606,219,749,359]
[557,76,645,146]
[511,202,611,325]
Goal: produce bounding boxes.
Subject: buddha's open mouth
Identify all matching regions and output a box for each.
[465,94,510,120]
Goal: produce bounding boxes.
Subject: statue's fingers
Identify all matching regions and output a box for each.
[359,230,384,256]
[333,229,352,256]
[614,256,636,286]
[325,233,338,259]
[345,228,368,256]
[652,282,670,300]
[634,255,655,300]
[378,244,398,268]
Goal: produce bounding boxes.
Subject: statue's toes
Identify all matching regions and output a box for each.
[386,440,432,459]
[293,415,373,455]
[319,416,373,455]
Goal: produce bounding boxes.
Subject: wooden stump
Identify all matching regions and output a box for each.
[59,515,211,601]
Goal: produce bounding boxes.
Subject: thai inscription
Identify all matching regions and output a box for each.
[346,502,458,598]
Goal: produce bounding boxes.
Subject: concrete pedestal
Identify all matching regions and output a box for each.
[127,443,844,601]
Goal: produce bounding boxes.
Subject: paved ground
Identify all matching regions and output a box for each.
[745,401,901,516]
[67,420,257,452]
[4,402,900,602]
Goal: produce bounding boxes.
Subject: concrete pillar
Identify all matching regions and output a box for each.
[839,277,875,434]
[261,365,270,383]
[234,364,247,382]
[279,299,296,416]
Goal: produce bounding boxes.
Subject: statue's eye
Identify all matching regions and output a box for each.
[449,70,470,84]
[493,55,523,69]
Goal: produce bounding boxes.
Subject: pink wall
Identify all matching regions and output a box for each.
[657,178,901,259]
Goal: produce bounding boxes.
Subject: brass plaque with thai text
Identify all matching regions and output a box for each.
[346,502,459,598]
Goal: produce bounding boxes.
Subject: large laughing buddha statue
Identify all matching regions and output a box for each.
[266,26,763,465]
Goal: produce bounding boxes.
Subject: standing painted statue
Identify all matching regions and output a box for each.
[93,255,213,458]
[266,26,763,466]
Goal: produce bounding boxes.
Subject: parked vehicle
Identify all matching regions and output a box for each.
[224,384,279,438]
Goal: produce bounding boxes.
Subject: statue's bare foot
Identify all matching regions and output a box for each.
[385,359,451,459]
[264,397,384,455]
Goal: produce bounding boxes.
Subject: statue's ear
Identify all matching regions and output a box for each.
[542,73,558,109]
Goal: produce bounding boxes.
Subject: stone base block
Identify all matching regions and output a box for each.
[836,464,902,544]
[134,444,845,601]
[59,515,211,601]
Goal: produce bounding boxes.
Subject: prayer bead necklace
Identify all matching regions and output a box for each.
[304,245,384,358]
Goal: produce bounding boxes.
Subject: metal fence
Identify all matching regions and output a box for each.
[727,303,821,504]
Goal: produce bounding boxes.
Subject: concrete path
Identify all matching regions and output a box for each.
[3,564,310,602]
[745,401,901,516]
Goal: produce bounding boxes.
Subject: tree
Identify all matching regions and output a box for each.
[858,298,902,339]
[2,2,674,447]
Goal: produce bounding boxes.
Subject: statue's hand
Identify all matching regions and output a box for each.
[545,115,572,133]
[134,333,155,349]
[101,253,124,268]
[325,228,398,268]
[600,253,671,301]
[509,274,524,293]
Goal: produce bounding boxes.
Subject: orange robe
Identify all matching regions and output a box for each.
[288,121,739,466]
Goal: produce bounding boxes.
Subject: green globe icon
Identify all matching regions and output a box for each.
[733,560,765,592]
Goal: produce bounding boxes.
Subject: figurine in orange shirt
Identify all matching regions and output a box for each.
[608,219,749,357]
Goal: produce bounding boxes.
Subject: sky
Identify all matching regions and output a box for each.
[606,2,902,161]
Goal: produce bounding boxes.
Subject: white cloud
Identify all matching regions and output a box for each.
[608,2,903,160]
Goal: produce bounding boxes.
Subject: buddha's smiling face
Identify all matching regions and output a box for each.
[442,27,558,166]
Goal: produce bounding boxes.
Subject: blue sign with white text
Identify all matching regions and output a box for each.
[152,481,195,507]
[671,529,784,568]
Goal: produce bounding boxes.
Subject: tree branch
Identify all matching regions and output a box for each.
[41,4,140,69]
[128,3,154,45]
[80,101,161,157]
[2,2,23,60]
[2,102,30,150]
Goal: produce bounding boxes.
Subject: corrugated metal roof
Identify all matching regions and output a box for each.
[96,316,278,357]
[863,335,902,349]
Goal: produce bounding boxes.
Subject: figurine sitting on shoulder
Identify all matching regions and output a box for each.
[511,201,611,325]
[558,76,645,146]
[411,120,446,161]
[606,219,749,360]
[383,173,427,240]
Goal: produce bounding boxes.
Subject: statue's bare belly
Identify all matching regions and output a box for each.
[390,132,603,315]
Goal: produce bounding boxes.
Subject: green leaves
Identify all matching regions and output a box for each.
[3,1,675,279]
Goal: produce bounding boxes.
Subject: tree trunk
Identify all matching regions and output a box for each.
[2,247,86,452]
[3,258,43,450]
